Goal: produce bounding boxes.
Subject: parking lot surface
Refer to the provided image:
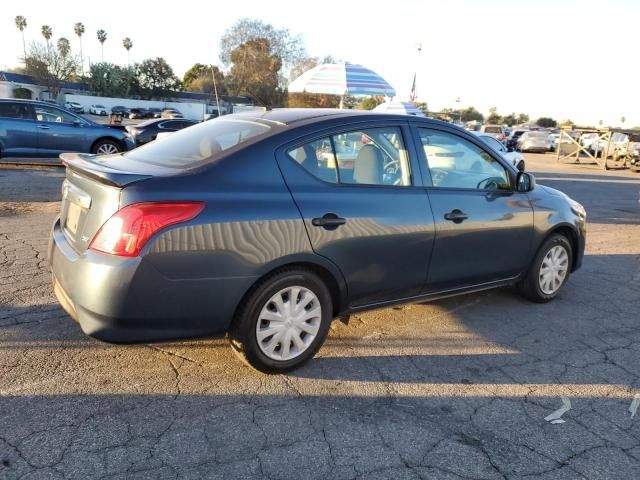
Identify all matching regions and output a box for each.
[1,155,639,479]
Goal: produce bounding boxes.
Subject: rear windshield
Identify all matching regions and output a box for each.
[527,132,548,138]
[123,117,272,168]
[484,126,502,134]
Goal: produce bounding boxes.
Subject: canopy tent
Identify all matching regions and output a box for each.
[373,100,425,116]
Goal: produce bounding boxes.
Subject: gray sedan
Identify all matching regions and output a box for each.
[49,109,586,372]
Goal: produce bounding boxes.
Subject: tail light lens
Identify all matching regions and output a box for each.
[89,202,204,257]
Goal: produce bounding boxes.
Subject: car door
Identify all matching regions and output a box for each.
[0,102,39,156]
[277,122,435,307]
[413,126,533,292]
[35,105,89,154]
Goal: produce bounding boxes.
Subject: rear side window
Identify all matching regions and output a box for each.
[124,118,272,168]
[0,103,32,120]
[287,127,411,187]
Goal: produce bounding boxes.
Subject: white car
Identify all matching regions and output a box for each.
[580,133,600,150]
[480,125,506,143]
[64,101,84,113]
[89,104,108,116]
[476,133,525,169]
[518,131,552,152]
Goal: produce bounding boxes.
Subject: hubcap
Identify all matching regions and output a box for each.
[538,245,569,295]
[256,286,321,361]
[96,143,119,155]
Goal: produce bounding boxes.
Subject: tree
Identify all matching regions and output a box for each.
[516,113,529,124]
[122,37,133,65]
[621,116,626,126]
[501,113,518,126]
[487,107,501,124]
[414,101,428,114]
[183,63,226,93]
[97,29,107,61]
[560,119,574,127]
[57,38,71,59]
[219,18,305,79]
[536,117,557,128]
[74,22,85,74]
[359,96,384,110]
[287,92,341,108]
[15,16,27,65]
[136,57,181,98]
[227,38,283,106]
[88,62,137,98]
[24,41,79,99]
[41,25,53,56]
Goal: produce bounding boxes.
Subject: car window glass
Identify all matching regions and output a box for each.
[124,118,272,168]
[480,136,504,152]
[418,128,510,191]
[331,127,411,186]
[287,137,338,183]
[0,103,32,119]
[35,105,78,124]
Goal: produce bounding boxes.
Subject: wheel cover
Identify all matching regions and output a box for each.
[538,245,569,295]
[256,286,321,361]
[96,143,119,155]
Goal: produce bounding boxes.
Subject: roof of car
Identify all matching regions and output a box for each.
[228,108,442,127]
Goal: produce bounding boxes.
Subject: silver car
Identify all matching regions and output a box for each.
[518,131,551,152]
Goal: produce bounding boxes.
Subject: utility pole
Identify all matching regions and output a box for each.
[211,66,221,117]
[456,97,462,122]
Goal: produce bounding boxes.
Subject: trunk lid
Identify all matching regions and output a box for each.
[58,153,177,252]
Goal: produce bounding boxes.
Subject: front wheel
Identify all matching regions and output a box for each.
[518,234,573,303]
[92,139,122,156]
[228,268,333,373]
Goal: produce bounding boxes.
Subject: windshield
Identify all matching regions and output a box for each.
[123,117,272,168]
[527,132,548,138]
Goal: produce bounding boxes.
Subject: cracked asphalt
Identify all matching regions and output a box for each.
[1,154,639,479]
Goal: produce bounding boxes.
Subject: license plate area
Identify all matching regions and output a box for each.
[65,202,82,235]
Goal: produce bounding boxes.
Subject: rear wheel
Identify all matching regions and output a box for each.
[92,139,121,155]
[518,234,573,303]
[228,268,333,373]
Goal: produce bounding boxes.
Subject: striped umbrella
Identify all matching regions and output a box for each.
[288,62,396,108]
[373,100,425,116]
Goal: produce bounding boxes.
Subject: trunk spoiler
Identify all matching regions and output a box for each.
[60,153,152,187]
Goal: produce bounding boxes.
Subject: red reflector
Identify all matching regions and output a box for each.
[89,202,204,257]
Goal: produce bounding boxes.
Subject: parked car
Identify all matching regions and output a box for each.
[125,118,197,146]
[518,131,552,152]
[480,124,506,143]
[147,107,162,118]
[161,108,184,119]
[64,101,84,114]
[111,105,129,116]
[0,99,135,158]
[89,104,108,116]
[475,133,525,169]
[579,133,600,150]
[590,132,627,157]
[506,129,528,151]
[48,109,586,372]
[128,108,148,119]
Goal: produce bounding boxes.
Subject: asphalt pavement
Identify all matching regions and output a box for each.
[0,155,639,479]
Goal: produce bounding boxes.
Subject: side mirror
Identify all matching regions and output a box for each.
[515,159,525,172]
[516,172,535,192]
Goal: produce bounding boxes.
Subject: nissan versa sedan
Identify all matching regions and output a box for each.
[49,109,586,373]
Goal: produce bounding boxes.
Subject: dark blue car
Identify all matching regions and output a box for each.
[0,99,135,158]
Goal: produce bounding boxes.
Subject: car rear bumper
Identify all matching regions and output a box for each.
[48,218,256,343]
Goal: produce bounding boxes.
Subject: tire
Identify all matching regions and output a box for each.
[228,268,333,373]
[92,139,122,156]
[518,234,573,303]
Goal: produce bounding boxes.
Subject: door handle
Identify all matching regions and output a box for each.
[37,124,50,129]
[444,209,468,224]
[312,213,346,230]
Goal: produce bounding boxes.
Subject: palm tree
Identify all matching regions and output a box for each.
[14,16,27,64]
[621,116,626,126]
[57,37,71,59]
[41,25,53,56]
[96,29,107,62]
[74,22,85,74]
[122,37,133,65]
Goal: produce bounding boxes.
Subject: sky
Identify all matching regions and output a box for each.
[3,0,639,126]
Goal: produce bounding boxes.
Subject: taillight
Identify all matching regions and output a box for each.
[89,202,204,257]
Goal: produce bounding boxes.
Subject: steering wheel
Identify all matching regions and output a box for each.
[476,176,503,190]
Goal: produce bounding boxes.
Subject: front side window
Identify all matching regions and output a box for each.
[419,128,510,191]
[287,127,411,187]
[35,105,78,124]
